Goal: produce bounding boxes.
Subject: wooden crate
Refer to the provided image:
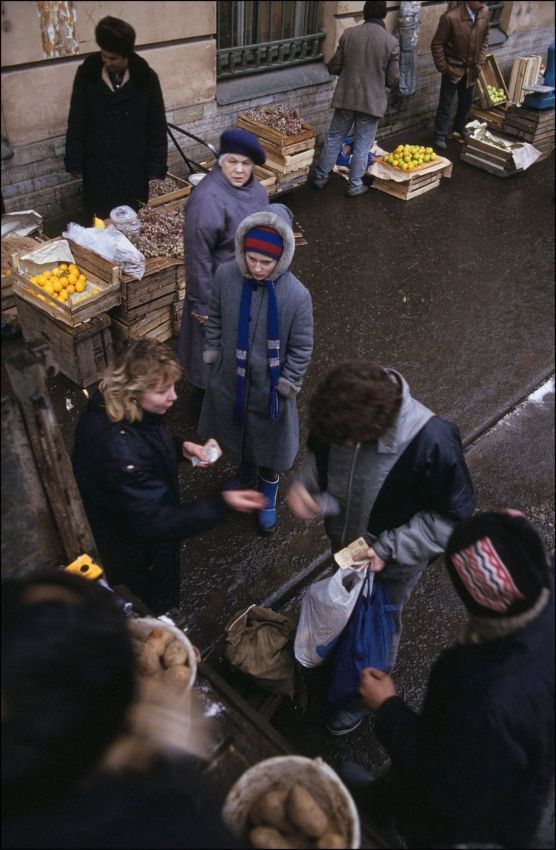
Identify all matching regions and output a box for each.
[15,295,113,386]
[2,234,48,322]
[237,112,315,150]
[111,304,174,346]
[502,105,555,152]
[477,54,509,109]
[262,146,315,175]
[468,104,507,132]
[113,258,180,321]
[13,238,121,329]
[372,171,442,200]
[147,172,192,207]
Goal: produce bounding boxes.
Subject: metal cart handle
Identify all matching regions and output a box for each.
[166,122,217,175]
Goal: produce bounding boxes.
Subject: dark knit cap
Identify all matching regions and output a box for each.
[445,511,549,618]
[244,226,284,260]
[95,16,136,57]
[219,129,266,166]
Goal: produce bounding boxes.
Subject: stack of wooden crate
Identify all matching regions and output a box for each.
[507,56,542,106]
[501,105,555,155]
[110,256,181,345]
[370,156,452,201]
[12,239,120,386]
[236,110,316,194]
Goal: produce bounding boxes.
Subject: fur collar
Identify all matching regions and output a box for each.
[458,587,551,645]
[80,52,153,90]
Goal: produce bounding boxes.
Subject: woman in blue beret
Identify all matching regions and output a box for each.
[178,128,269,400]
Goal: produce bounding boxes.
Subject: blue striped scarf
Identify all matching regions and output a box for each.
[234,277,280,425]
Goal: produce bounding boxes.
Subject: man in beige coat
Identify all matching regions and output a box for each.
[311,1,399,197]
[431,1,490,149]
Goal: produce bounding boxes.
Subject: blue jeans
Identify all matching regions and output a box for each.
[378,566,424,672]
[434,74,476,141]
[314,108,379,189]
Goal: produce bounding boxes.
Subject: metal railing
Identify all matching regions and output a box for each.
[217,31,325,77]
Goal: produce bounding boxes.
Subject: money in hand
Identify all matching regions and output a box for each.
[334,537,370,569]
[191,438,222,466]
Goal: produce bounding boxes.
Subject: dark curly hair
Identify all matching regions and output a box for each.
[364,1,388,21]
[308,360,402,445]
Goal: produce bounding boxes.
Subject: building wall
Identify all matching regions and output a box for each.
[1,1,554,223]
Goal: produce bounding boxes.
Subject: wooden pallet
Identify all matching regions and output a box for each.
[372,172,441,200]
[15,295,113,386]
[236,113,315,149]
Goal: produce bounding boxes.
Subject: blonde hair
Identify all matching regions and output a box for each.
[100,339,182,423]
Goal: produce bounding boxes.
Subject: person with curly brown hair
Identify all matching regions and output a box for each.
[287,360,474,735]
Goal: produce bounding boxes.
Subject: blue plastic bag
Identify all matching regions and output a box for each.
[327,571,398,709]
[336,136,377,169]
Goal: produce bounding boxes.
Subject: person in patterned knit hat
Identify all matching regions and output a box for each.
[340,510,554,849]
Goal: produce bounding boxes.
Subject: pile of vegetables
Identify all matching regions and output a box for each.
[128,622,192,694]
[244,106,304,136]
[247,783,348,849]
[129,206,184,258]
[148,177,180,198]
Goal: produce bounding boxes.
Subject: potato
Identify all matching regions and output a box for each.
[162,639,188,668]
[135,646,161,676]
[249,826,293,849]
[251,789,289,830]
[162,664,191,692]
[145,627,174,656]
[128,620,148,641]
[286,783,328,838]
[317,832,347,849]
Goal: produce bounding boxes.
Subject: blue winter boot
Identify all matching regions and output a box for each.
[223,462,258,491]
[257,474,279,534]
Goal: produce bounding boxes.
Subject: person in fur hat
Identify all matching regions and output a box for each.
[198,205,313,534]
[341,511,554,849]
[65,16,168,219]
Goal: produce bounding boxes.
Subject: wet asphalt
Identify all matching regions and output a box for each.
[2,133,554,846]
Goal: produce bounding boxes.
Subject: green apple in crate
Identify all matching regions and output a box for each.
[487,84,506,104]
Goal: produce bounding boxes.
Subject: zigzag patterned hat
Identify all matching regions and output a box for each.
[445,511,549,618]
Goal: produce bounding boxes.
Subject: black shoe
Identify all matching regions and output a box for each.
[309,178,328,190]
[346,184,370,198]
[326,703,369,735]
[434,136,447,151]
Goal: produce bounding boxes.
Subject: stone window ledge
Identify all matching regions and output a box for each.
[216,62,332,106]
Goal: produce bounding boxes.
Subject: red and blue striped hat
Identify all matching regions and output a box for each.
[244,226,284,260]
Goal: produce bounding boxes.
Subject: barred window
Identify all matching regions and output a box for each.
[485,1,504,28]
[217,1,324,79]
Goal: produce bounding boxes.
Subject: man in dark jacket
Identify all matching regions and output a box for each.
[65,16,168,219]
[287,360,475,734]
[344,511,554,849]
[310,1,399,197]
[431,1,490,150]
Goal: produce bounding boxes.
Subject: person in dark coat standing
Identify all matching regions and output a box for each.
[64,16,168,219]
[287,360,475,735]
[198,206,313,534]
[72,339,264,615]
[311,1,399,197]
[431,1,490,150]
[178,128,269,396]
[342,511,554,850]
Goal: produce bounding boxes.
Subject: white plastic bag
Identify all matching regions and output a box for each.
[294,566,368,668]
[63,221,146,280]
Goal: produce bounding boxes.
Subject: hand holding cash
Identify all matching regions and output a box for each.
[334,537,372,569]
[184,438,222,466]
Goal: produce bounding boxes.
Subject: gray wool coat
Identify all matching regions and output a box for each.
[178,165,268,388]
[329,19,400,117]
[197,209,313,471]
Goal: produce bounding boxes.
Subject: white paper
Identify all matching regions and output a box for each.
[19,239,75,274]
[511,143,542,170]
[1,210,43,238]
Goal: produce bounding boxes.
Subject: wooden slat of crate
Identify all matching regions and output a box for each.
[147,172,192,207]
[112,287,177,322]
[263,148,315,175]
[118,261,178,316]
[275,167,311,194]
[13,270,120,329]
[15,295,113,387]
[260,137,316,164]
[460,149,512,177]
[372,173,441,200]
[477,54,509,109]
[468,105,506,132]
[112,310,173,345]
[236,114,315,149]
